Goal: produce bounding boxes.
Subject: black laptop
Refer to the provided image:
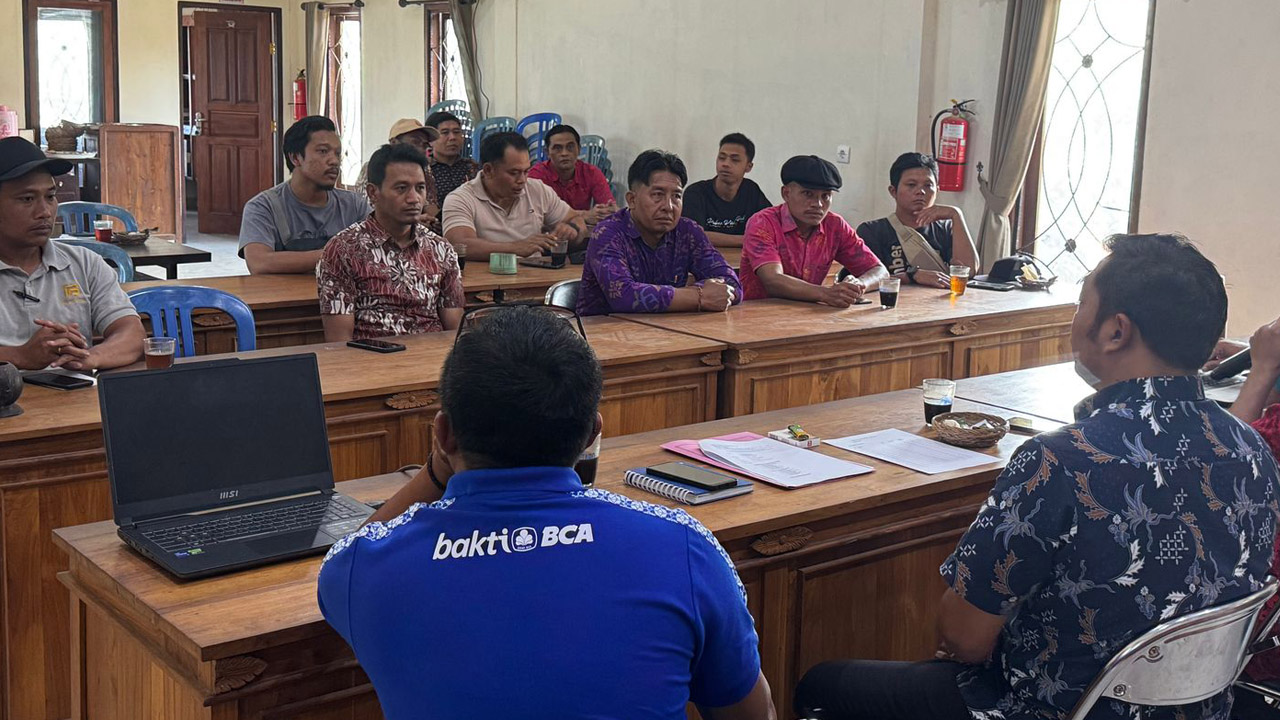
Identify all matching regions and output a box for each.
[98,354,374,579]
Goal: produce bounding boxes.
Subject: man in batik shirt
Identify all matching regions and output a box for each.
[795,233,1280,720]
[578,149,740,316]
[318,143,464,342]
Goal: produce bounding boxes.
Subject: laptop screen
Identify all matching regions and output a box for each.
[100,354,335,523]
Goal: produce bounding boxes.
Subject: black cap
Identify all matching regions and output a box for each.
[0,137,73,184]
[781,155,842,191]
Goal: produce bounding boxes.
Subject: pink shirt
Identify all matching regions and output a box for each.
[527,160,615,211]
[739,205,882,301]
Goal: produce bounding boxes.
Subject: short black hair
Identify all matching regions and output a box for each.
[425,111,462,129]
[440,306,602,468]
[283,116,336,171]
[719,132,755,162]
[545,124,580,146]
[627,149,687,189]
[366,143,428,188]
[1089,233,1227,372]
[889,152,938,187]
[479,131,529,165]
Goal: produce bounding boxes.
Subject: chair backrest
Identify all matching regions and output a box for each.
[127,286,256,358]
[544,279,580,310]
[55,238,135,282]
[580,143,609,173]
[579,134,606,149]
[57,201,139,236]
[611,181,627,208]
[1065,578,1279,719]
[515,112,563,162]
[470,116,517,163]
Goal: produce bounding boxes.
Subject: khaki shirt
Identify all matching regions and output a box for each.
[441,176,571,245]
[0,240,138,348]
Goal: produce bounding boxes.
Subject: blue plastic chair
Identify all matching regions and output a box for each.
[470,116,517,162]
[127,286,256,358]
[57,201,139,236]
[55,238,135,282]
[611,181,626,208]
[516,112,563,162]
[580,140,609,174]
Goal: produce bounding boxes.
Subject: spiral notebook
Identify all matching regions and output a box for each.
[623,467,754,505]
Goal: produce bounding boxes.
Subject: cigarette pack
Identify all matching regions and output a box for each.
[768,429,821,448]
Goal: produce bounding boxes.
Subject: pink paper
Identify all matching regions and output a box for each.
[659,432,770,481]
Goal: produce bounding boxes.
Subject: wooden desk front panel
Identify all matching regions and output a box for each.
[721,306,1074,417]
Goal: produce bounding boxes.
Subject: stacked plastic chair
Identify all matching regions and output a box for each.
[515,112,563,162]
[470,116,517,162]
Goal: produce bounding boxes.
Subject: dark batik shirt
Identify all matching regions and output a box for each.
[941,376,1280,720]
[429,156,480,209]
[577,209,741,316]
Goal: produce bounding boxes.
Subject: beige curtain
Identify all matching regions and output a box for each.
[976,0,1061,262]
[449,0,485,120]
[303,1,330,117]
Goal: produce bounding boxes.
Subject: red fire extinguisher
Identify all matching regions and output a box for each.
[932,99,975,192]
[292,70,307,122]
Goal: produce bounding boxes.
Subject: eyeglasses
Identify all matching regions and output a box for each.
[455,303,587,344]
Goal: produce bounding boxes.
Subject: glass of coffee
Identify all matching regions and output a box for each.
[574,432,601,488]
[880,277,901,308]
[144,337,176,369]
[550,239,569,267]
[452,241,467,273]
[923,378,956,425]
[949,265,970,296]
[93,220,113,243]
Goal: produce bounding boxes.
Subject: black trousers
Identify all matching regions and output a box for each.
[793,659,971,720]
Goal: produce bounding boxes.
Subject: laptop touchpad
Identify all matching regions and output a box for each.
[246,530,327,554]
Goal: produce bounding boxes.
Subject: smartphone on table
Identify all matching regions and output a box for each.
[646,462,737,490]
[346,339,406,354]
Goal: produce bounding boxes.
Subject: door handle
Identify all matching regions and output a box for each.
[191,112,205,137]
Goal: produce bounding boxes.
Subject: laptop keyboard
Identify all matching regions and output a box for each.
[142,495,368,552]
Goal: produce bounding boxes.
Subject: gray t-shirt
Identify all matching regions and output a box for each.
[237,182,369,256]
[0,240,138,348]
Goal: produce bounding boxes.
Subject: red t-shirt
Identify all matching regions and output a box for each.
[527,160,615,211]
[739,205,882,301]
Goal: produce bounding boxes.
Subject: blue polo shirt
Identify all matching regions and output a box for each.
[318,466,761,719]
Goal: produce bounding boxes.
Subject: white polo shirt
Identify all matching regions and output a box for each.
[441,176,571,244]
[0,240,137,347]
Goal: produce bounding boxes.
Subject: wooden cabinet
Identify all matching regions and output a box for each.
[99,123,184,241]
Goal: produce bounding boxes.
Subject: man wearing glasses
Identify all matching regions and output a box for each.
[320,306,774,719]
[317,143,464,342]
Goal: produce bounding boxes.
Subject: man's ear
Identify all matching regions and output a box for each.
[888,184,898,200]
[744,161,754,174]
[433,411,459,456]
[1102,312,1137,354]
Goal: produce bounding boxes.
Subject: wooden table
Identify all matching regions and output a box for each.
[618,286,1078,417]
[54,387,1048,719]
[120,234,212,279]
[955,361,1244,423]
[0,317,724,720]
[120,260,595,353]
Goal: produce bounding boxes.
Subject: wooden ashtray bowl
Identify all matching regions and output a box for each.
[111,230,150,246]
[931,412,1007,448]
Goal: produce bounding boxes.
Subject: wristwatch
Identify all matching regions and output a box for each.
[905,265,918,282]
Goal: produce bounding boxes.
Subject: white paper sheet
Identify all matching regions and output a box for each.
[826,428,998,475]
[698,437,872,489]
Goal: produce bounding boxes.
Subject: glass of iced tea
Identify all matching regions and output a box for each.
[93,220,113,243]
[574,432,601,488]
[452,241,467,273]
[949,265,970,296]
[143,337,176,369]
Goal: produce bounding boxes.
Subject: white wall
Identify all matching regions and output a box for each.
[1139,0,1280,336]
[360,2,427,160]
[474,0,1008,231]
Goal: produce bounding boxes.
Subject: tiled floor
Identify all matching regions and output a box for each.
[178,212,248,279]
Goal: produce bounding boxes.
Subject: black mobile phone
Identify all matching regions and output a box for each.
[346,339,406,353]
[1008,416,1063,436]
[969,279,1017,292]
[646,462,737,490]
[24,372,93,390]
[852,297,872,305]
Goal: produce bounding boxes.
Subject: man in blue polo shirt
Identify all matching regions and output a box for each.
[318,306,773,720]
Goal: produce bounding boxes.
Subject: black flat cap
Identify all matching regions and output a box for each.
[781,155,842,191]
[0,137,73,183]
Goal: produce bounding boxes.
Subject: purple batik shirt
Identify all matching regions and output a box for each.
[578,209,742,316]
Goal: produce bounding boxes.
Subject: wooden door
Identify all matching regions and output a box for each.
[191,9,276,235]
